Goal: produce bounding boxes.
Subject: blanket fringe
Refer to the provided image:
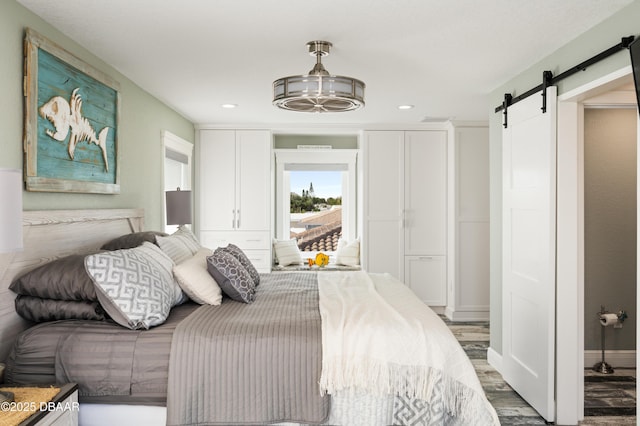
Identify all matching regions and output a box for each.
[320,356,437,401]
[440,373,497,425]
[320,357,498,425]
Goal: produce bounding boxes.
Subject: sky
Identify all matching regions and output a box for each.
[290,171,342,199]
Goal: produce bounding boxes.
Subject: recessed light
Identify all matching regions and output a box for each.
[221,104,238,109]
[398,105,414,110]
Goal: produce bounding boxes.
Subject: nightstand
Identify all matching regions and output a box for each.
[2,383,79,426]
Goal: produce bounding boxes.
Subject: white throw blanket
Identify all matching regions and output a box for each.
[318,271,499,425]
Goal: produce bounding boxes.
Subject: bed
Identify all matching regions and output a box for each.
[1,209,498,426]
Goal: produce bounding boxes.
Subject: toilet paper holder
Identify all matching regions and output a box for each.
[597,306,627,328]
[593,305,627,374]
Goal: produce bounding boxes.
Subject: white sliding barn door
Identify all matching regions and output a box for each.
[502,87,557,422]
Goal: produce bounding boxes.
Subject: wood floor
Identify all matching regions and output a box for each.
[443,317,637,425]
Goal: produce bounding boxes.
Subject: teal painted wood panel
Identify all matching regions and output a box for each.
[37,49,118,184]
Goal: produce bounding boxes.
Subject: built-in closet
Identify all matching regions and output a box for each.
[363,130,447,306]
[197,129,272,273]
[362,125,490,319]
[195,125,490,319]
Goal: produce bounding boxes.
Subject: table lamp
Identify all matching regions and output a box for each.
[165,187,192,227]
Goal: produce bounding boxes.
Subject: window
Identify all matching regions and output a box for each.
[290,170,343,253]
[275,150,358,248]
[162,131,193,233]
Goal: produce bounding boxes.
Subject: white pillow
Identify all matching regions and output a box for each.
[335,238,360,266]
[273,238,303,266]
[173,248,222,305]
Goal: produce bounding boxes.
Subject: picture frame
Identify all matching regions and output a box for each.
[23,28,120,194]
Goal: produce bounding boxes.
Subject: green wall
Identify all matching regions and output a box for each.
[0,0,195,231]
[489,0,640,354]
[273,134,359,149]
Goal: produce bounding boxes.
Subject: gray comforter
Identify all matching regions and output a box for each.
[5,302,199,405]
[166,272,329,425]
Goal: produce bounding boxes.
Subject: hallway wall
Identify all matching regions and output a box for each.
[584,107,637,351]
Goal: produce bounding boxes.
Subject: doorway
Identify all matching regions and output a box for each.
[556,67,639,424]
[583,106,637,368]
[583,105,637,416]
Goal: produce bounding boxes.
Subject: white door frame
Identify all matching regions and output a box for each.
[556,65,636,425]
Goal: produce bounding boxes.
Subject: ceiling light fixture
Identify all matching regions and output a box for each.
[273,41,365,113]
[398,105,414,110]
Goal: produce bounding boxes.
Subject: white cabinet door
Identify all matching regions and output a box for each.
[405,255,446,305]
[236,130,270,231]
[404,131,447,255]
[199,130,236,230]
[198,130,270,232]
[363,130,448,296]
[447,126,490,320]
[363,131,404,279]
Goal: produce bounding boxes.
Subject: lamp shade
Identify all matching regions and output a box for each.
[0,168,23,253]
[166,188,192,225]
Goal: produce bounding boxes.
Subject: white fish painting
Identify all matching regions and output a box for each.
[39,88,110,172]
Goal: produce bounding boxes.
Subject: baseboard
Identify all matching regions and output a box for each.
[487,347,503,374]
[444,306,489,322]
[584,350,636,369]
[489,349,634,378]
[444,306,454,320]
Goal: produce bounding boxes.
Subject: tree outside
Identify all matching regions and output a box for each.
[290,192,342,213]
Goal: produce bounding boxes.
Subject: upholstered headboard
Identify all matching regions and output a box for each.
[0,208,145,362]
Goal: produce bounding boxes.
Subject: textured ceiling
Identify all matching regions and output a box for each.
[17,0,633,125]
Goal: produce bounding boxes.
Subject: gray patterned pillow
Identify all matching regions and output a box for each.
[156,226,201,264]
[222,243,260,286]
[206,249,255,304]
[85,242,185,329]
